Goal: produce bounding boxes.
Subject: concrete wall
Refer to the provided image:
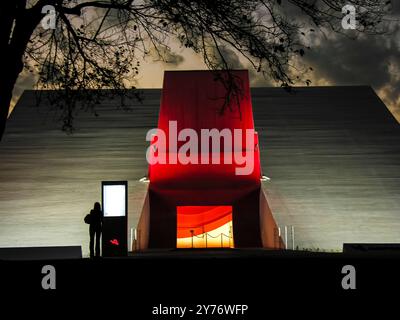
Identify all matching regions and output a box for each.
[0,86,399,255]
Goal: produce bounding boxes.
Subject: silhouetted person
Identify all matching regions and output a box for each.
[86,202,103,258]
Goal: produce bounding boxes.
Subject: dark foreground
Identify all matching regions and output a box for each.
[1,249,399,316]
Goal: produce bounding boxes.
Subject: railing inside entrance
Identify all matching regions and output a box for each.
[131,225,295,250]
[177,226,234,249]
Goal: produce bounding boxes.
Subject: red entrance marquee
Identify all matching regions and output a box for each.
[136,70,283,249]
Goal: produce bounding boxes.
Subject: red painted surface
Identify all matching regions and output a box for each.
[136,70,281,249]
[148,70,261,191]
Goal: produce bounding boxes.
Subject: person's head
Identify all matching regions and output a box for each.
[94,202,101,211]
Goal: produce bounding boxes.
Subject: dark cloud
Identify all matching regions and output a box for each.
[208,45,274,87]
[150,47,185,66]
[162,50,185,66]
[299,20,400,120]
[245,2,400,120]
[390,1,400,15]
[304,31,398,87]
[208,45,244,69]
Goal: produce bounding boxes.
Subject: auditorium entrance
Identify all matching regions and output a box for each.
[176,205,234,248]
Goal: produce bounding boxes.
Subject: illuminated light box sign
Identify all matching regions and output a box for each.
[101,181,128,257]
[103,184,126,217]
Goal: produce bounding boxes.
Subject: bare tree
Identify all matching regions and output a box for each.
[0,0,393,139]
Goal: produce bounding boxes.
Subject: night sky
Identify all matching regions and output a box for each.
[11,2,400,121]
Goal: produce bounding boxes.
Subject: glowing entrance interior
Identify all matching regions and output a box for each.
[176,206,234,248]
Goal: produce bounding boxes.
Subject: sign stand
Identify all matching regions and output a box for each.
[101,181,128,257]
